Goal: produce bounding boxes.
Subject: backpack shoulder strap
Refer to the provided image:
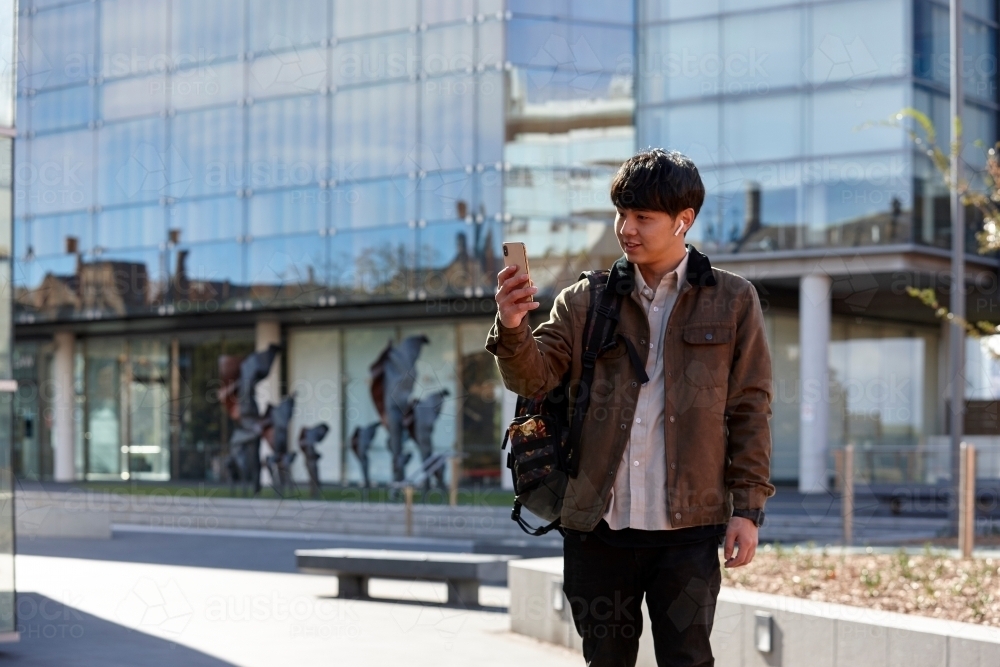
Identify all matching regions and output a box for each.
[564,263,647,477]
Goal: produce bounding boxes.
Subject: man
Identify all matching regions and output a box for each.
[486,149,774,666]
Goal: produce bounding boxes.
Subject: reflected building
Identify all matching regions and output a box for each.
[12,0,1000,493]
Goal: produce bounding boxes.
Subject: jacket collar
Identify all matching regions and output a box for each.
[610,243,716,293]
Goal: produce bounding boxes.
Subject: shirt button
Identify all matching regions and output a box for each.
[653,306,659,312]
[633,461,639,467]
[649,343,654,349]
[675,513,682,520]
[669,416,676,423]
[667,371,672,377]
[635,418,641,424]
[705,333,713,341]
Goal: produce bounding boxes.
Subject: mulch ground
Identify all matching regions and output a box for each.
[722,546,1000,627]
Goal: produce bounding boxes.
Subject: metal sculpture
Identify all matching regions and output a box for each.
[219,344,281,496]
[299,423,330,498]
[350,421,382,490]
[263,394,296,496]
[404,388,451,490]
[369,335,430,483]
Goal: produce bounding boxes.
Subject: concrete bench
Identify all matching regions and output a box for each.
[295,548,516,606]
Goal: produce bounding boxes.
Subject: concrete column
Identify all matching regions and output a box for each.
[52,332,76,482]
[799,274,831,493]
[255,319,282,413]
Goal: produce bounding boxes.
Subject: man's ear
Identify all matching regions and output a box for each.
[676,208,696,236]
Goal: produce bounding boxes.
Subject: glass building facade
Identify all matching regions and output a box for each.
[11,0,1000,489]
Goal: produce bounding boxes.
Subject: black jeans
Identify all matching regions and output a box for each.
[562,528,723,667]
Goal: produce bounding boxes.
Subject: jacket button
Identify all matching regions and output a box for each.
[631,381,637,388]
[705,333,713,340]
[675,513,682,520]
[670,463,676,470]
[669,416,675,423]
[639,339,645,345]
[620,423,626,430]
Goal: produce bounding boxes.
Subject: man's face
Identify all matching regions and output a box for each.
[614,207,693,264]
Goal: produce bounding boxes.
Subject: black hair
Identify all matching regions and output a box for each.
[610,148,705,217]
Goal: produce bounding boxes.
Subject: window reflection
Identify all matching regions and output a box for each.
[98,118,167,207]
[415,219,499,297]
[329,226,413,301]
[246,233,326,307]
[26,130,95,215]
[96,205,163,251]
[172,240,245,309]
[169,197,243,244]
[248,96,327,186]
[29,212,91,257]
[331,178,415,229]
[333,82,417,180]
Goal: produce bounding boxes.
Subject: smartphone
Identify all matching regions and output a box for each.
[502,242,533,302]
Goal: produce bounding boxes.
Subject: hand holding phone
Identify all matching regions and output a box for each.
[496,242,539,329]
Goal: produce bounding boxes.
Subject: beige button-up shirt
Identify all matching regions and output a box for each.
[603,248,689,531]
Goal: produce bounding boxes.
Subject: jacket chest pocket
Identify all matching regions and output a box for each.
[679,324,733,387]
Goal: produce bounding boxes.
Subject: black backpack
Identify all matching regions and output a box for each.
[501,265,648,536]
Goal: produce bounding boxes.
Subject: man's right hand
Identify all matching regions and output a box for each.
[496,265,540,329]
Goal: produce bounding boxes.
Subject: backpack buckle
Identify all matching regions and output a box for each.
[582,350,598,368]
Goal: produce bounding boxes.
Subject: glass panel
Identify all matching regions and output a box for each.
[249,188,323,238]
[16,11,28,95]
[13,218,26,260]
[168,196,243,244]
[174,240,245,308]
[248,96,327,187]
[966,0,997,21]
[84,337,123,479]
[331,32,417,86]
[763,311,800,482]
[100,0,169,80]
[172,0,244,62]
[723,94,801,163]
[477,70,504,165]
[458,320,502,484]
[32,211,92,256]
[640,19,719,104]
[722,9,801,93]
[808,0,906,87]
[418,169,475,222]
[177,332,255,480]
[507,0,567,17]
[247,46,328,98]
[95,204,162,250]
[341,325,395,484]
[331,178,415,229]
[422,0,474,25]
[914,1,950,85]
[27,129,94,215]
[98,117,167,207]
[421,75,475,171]
[507,19,632,74]
[171,106,244,198]
[248,0,327,53]
[642,103,719,168]
[14,341,52,480]
[811,85,906,156]
[332,81,417,180]
[171,59,245,111]
[964,19,997,103]
[421,24,475,76]
[30,85,93,133]
[126,338,170,480]
[246,233,325,307]
[286,328,342,482]
[329,226,413,301]
[572,0,635,23]
[30,2,96,89]
[100,74,167,121]
[333,0,418,39]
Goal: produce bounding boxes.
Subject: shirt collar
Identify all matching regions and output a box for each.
[633,248,689,299]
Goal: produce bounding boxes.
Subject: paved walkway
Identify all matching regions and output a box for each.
[5,534,580,667]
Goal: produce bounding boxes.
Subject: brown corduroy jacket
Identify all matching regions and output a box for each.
[485,245,775,532]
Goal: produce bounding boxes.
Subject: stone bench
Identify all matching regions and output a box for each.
[295,548,516,606]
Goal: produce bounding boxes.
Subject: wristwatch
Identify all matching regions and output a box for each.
[731,508,765,527]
